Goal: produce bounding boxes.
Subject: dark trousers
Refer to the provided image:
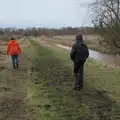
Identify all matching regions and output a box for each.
[74,60,85,88]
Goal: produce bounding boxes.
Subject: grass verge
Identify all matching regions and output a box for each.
[23,40,120,120]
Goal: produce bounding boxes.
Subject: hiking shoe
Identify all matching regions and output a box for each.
[74,86,83,91]
[74,86,80,91]
[13,65,16,69]
[16,64,19,68]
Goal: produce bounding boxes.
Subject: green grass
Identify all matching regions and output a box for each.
[24,40,120,120]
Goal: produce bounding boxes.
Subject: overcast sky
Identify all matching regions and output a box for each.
[0,0,92,28]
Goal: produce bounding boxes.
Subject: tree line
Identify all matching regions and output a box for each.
[0,27,95,40]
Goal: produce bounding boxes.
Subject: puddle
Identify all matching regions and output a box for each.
[56,44,120,68]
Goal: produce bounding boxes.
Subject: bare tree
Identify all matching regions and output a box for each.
[92,0,120,51]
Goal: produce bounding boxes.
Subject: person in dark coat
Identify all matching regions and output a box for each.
[70,34,89,90]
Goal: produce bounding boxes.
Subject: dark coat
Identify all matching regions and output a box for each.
[70,35,89,63]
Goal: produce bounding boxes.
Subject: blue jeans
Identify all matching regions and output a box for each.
[11,55,19,65]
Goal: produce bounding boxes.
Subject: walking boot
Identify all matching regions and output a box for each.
[13,64,16,69]
[16,64,19,68]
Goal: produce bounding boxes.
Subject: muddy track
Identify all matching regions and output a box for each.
[0,41,33,120]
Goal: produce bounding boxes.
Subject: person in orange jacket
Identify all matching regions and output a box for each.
[7,37,22,69]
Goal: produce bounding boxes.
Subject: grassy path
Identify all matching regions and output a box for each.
[25,40,120,120]
[0,39,120,120]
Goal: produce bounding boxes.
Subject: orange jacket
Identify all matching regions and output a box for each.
[7,40,22,55]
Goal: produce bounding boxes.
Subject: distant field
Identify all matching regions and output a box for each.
[0,40,7,46]
[37,35,116,54]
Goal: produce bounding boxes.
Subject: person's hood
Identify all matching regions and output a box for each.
[10,40,16,43]
[76,34,84,44]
